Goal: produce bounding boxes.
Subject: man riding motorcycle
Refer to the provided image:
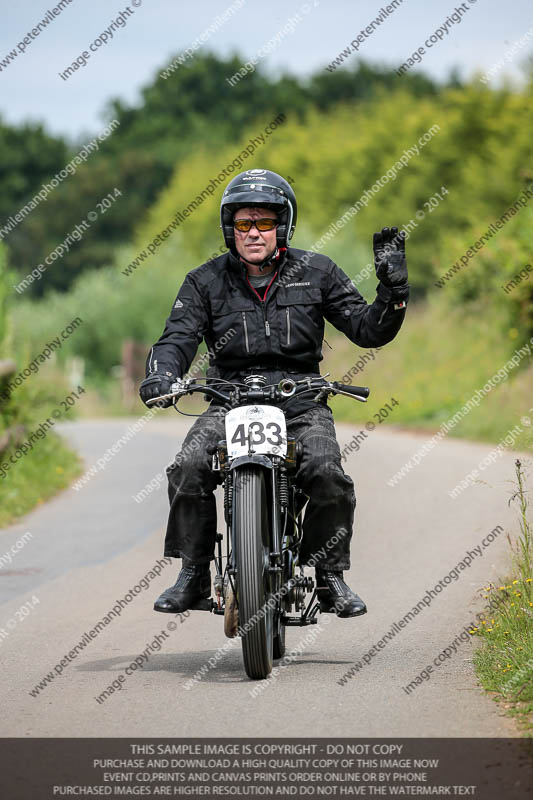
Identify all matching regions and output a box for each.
[139,168,409,619]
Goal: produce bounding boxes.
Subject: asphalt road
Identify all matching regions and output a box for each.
[0,413,527,737]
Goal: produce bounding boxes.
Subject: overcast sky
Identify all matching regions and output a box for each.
[1,0,532,142]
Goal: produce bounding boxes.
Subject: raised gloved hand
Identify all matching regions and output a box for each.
[373,226,408,288]
[139,373,176,408]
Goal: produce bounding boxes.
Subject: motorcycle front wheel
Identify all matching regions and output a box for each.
[233,465,273,680]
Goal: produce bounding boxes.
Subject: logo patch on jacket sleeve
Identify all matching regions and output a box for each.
[174,299,184,309]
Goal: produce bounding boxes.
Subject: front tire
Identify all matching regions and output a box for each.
[233,466,273,680]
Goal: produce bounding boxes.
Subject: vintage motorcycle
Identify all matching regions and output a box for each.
[148,374,369,680]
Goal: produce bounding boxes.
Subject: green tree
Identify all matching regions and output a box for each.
[3,55,441,295]
[0,243,9,352]
[0,117,68,225]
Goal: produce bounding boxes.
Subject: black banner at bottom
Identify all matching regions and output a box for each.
[1,738,532,799]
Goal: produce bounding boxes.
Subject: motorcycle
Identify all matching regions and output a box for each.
[148,374,369,680]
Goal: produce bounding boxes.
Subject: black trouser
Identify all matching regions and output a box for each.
[163,403,356,570]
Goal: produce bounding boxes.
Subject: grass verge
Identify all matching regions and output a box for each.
[470,459,533,734]
[0,369,84,529]
[0,431,82,528]
[322,298,533,449]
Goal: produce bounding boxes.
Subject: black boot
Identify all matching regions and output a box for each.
[154,562,211,613]
[315,569,367,618]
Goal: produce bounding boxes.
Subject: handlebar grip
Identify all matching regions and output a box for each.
[333,382,370,399]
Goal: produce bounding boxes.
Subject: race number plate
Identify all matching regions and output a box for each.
[225,405,287,459]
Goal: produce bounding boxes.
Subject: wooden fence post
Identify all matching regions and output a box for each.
[121,340,148,410]
[0,360,26,454]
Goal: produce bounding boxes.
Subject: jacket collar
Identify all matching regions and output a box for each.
[227,247,289,276]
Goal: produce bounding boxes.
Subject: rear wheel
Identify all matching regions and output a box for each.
[233,466,273,679]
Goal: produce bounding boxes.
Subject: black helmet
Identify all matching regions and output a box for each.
[220,168,297,252]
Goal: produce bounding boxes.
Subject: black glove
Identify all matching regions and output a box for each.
[373,226,408,288]
[139,373,176,409]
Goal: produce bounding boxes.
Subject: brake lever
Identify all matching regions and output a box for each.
[146,392,178,406]
[145,379,190,406]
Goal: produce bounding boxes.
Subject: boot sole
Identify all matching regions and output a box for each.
[153,588,211,614]
[319,601,367,618]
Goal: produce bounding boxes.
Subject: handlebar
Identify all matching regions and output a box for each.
[331,381,370,400]
[146,375,370,409]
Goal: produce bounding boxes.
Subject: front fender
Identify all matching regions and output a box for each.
[229,454,274,471]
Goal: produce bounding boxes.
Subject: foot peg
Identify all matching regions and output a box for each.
[282,614,318,626]
[318,600,367,616]
[188,597,216,611]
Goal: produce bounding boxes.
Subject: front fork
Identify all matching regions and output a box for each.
[268,462,283,595]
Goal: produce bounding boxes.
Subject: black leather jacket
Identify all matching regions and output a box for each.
[146,247,408,392]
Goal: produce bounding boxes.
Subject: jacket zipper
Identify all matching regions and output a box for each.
[286,307,291,346]
[262,305,271,338]
[245,271,275,340]
[242,311,250,353]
